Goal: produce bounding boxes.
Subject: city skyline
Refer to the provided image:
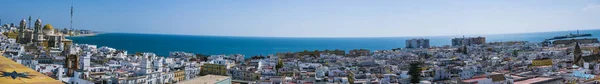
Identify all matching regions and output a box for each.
[1,0,600,37]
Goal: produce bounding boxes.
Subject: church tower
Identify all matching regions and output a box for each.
[65,54,79,77]
[18,19,26,41]
[17,19,32,44]
[33,18,44,42]
[574,42,583,66]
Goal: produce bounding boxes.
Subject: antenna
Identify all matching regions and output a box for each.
[28,15,31,29]
[70,0,74,29]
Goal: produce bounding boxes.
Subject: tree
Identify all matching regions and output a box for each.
[408,62,422,83]
[456,47,463,54]
[462,45,468,54]
[423,54,432,59]
[195,54,209,61]
[348,73,355,84]
[276,58,283,75]
[513,50,519,57]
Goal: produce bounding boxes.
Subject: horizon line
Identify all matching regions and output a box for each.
[92,28,600,38]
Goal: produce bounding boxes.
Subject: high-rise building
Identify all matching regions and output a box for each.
[406,38,430,48]
[451,37,486,46]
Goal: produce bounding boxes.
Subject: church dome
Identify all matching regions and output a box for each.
[43,24,53,30]
[43,24,55,35]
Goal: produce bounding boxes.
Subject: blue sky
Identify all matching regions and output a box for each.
[1,0,600,37]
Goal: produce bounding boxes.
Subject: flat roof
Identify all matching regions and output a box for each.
[462,77,487,83]
[514,77,554,84]
[0,55,63,84]
[179,75,230,84]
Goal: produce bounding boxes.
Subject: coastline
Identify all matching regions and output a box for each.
[65,33,102,37]
[66,29,600,57]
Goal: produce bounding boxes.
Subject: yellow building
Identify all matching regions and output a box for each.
[174,70,185,83]
[3,32,19,39]
[532,58,553,66]
[200,64,227,76]
[0,55,63,84]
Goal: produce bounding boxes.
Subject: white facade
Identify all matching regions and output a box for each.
[63,71,94,84]
[80,52,91,71]
[459,69,474,80]
[210,57,236,69]
[433,68,450,81]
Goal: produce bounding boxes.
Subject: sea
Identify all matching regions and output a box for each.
[67,29,600,57]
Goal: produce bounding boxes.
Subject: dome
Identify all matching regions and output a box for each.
[43,24,53,30]
[21,19,26,23]
[36,19,42,23]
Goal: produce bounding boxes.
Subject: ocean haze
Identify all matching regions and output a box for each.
[68,29,600,57]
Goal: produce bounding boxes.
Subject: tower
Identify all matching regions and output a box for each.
[28,16,31,29]
[18,19,27,44]
[65,54,79,77]
[70,2,74,30]
[574,42,583,66]
[19,19,26,35]
[79,52,91,71]
[33,18,44,42]
[34,19,43,34]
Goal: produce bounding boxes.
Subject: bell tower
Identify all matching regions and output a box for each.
[573,42,583,66]
[65,54,79,77]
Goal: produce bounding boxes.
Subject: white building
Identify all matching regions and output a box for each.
[433,68,450,81]
[80,52,92,71]
[63,71,94,84]
[315,66,329,80]
[209,56,236,69]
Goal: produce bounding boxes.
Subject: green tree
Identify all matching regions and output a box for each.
[456,47,463,54]
[513,50,519,57]
[423,54,432,59]
[408,62,422,83]
[276,58,283,75]
[346,71,355,84]
[462,45,468,54]
[196,54,209,61]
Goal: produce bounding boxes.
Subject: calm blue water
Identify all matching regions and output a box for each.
[68,29,600,57]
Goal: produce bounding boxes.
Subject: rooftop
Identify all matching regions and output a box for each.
[513,77,555,84]
[0,55,63,84]
[179,75,230,84]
